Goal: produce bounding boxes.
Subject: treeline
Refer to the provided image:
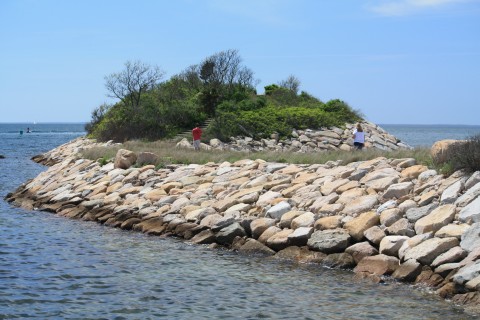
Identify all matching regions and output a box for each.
[86,49,362,142]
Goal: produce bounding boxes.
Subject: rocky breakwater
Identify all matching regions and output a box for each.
[6,138,480,314]
[177,120,411,152]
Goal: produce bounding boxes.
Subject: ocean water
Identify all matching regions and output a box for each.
[380,124,480,147]
[0,123,477,319]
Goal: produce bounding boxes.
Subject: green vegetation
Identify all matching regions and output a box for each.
[81,140,432,168]
[86,49,362,142]
[433,134,480,175]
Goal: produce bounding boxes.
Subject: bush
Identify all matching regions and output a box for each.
[440,134,480,173]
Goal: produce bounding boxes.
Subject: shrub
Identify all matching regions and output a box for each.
[440,134,480,173]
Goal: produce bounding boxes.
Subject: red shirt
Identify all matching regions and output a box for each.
[192,127,202,140]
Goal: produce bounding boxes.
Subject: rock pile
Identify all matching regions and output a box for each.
[177,120,411,152]
[6,138,480,314]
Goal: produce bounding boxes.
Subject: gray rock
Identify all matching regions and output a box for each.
[211,216,236,232]
[453,260,480,285]
[405,202,438,223]
[307,229,351,254]
[460,222,480,252]
[440,180,464,204]
[266,201,292,220]
[392,259,422,282]
[431,246,468,268]
[215,222,246,245]
[287,227,314,247]
[386,218,415,237]
[465,172,480,190]
[404,237,459,266]
[323,253,355,269]
[364,225,386,246]
[383,182,414,200]
[380,236,409,257]
[345,242,379,264]
[459,197,480,223]
[456,182,480,207]
[238,239,276,256]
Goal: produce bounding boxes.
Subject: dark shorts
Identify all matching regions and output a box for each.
[354,142,364,150]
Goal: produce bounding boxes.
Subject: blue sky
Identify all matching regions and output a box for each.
[0,0,479,124]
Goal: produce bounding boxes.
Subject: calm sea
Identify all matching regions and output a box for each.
[0,123,476,319]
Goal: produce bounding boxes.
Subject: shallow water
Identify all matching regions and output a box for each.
[0,123,476,319]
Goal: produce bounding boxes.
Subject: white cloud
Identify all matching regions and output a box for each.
[370,0,475,16]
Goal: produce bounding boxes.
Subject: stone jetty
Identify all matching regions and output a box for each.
[6,137,480,314]
[176,120,411,152]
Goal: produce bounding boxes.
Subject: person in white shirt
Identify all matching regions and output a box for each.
[353,123,365,150]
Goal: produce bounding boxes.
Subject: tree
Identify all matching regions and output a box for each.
[104,60,165,110]
[278,75,301,94]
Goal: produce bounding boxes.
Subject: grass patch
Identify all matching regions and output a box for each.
[81,140,433,168]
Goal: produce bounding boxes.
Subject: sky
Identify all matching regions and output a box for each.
[0,0,479,125]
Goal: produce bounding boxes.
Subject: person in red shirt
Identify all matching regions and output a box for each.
[192,125,202,151]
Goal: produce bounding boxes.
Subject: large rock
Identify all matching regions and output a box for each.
[323,253,356,269]
[431,246,468,267]
[404,237,459,266]
[391,259,422,282]
[460,222,480,252]
[238,239,276,256]
[266,229,294,251]
[307,229,351,254]
[401,165,428,180]
[398,232,433,260]
[458,196,480,223]
[345,242,379,264]
[279,210,304,228]
[250,218,277,239]
[380,208,402,227]
[287,227,314,247]
[379,236,409,257]
[414,204,456,234]
[405,202,438,223]
[363,225,385,245]
[266,201,292,220]
[215,222,246,245]
[456,182,480,207]
[382,182,414,200]
[342,195,378,216]
[440,180,464,204]
[136,152,158,166]
[114,149,137,169]
[354,254,400,276]
[344,211,380,241]
[431,139,461,164]
[453,260,480,285]
[291,212,315,229]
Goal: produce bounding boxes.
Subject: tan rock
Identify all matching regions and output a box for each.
[354,254,400,276]
[342,195,378,216]
[320,179,350,196]
[404,237,459,266]
[314,215,342,230]
[114,149,137,169]
[401,165,428,180]
[266,229,294,251]
[251,218,277,239]
[291,212,315,229]
[258,226,282,244]
[435,223,470,239]
[414,204,456,234]
[380,208,402,227]
[345,242,379,264]
[344,211,380,241]
[364,225,386,245]
[431,139,462,164]
[337,188,366,204]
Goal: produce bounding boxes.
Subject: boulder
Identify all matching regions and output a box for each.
[414,204,456,234]
[314,215,342,230]
[435,223,470,239]
[344,211,380,241]
[459,197,480,223]
[431,246,468,267]
[363,225,386,245]
[406,202,438,223]
[386,218,415,237]
[274,246,327,264]
[238,239,276,256]
[266,229,294,251]
[380,208,402,227]
[382,182,414,200]
[391,259,422,282]
[291,212,315,229]
[342,195,378,216]
[345,242,379,264]
[258,226,281,244]
[215,222,246,245]
[279,210,304,228]
[323,253,356,269]
[460,222,480,252]
[404,237,459,266]
[453,260,480,285]
[431,139,461,164]
[379,236,409,257]
[401,165,428,180]
[440,180,464,204]
[266,201,292,220]
[191,229,216,244]
[114,149,137,169]
[287,227,314,247]
[354,254,400,276]
[307,229,351,254]
[250,218,277,239]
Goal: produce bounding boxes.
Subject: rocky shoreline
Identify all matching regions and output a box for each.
[6,137,480,315]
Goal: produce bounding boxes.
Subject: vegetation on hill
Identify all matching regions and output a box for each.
[86,49,362,142]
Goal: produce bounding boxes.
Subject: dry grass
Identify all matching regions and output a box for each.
[81,139,433,168]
